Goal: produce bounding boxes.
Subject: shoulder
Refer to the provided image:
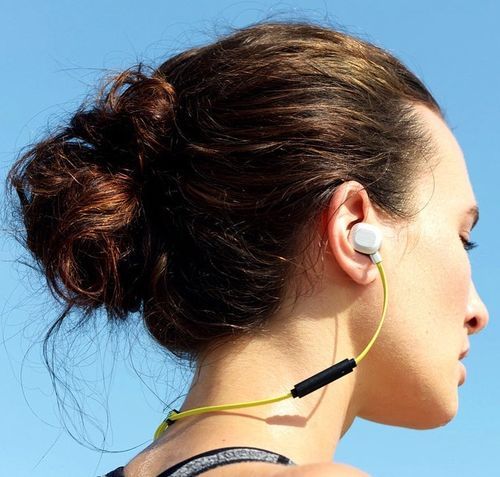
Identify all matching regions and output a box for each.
[278,462,371,477]
[197,461,371,477]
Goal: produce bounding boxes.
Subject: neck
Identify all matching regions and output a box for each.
[161,291,363,465]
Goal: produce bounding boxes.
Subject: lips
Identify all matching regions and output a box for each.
[459,347,470,360]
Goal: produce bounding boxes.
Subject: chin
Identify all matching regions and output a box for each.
[358,379,460,430]
[360,400,458,429]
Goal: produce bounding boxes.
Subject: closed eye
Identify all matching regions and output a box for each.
[461,236,478,252]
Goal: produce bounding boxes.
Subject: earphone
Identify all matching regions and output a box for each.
[153,222,388,440]
[350,222,383,264]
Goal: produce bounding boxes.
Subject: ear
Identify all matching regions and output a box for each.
[322,181,382,285]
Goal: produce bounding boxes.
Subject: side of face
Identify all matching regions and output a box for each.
[354,104,489,429]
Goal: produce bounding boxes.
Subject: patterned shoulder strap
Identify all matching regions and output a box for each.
[157,446,296,476]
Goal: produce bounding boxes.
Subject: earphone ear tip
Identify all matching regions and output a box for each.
[350,222,382,255]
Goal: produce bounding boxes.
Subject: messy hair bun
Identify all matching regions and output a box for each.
[7,20,441,363]
[8,63,178,315]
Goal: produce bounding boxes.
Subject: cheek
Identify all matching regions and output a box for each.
[388,228,470,352]
[431,240,471,310]
[416,234,471,350]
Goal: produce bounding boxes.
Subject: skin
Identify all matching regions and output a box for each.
[123,104,489,476]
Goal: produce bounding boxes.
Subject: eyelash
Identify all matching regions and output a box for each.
[461,236,478,252]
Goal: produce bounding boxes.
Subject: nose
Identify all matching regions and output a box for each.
[465,280,490,335]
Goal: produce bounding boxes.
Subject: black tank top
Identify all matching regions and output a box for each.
[102,446,296,476]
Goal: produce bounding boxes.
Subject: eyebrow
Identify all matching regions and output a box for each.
[467,205,480,230]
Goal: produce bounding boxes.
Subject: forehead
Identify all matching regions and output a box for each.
[413,104,477,215]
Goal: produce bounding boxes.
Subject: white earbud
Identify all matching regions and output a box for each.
[350,222,383,264]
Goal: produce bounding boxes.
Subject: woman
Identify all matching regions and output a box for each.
[6,20,489,477]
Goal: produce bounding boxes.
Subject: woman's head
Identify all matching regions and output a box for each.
[6,21,487,421]
[321,104,489,430]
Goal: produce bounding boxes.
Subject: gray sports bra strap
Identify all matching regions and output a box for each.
[157,446,296,476]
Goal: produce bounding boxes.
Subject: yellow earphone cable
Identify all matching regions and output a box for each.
[153,260,388,441]
[355,261,388,364]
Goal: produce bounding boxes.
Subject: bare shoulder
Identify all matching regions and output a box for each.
[197,461,371,477]
[278,462,371,477]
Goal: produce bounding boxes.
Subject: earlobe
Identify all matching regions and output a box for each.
[323,181,380,285]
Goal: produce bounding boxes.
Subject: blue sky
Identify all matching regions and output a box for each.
[1,1,498,476]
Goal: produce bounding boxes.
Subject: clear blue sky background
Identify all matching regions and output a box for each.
[1,1,499,476]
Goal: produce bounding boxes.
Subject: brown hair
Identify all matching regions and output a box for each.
[6,20,442,365]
